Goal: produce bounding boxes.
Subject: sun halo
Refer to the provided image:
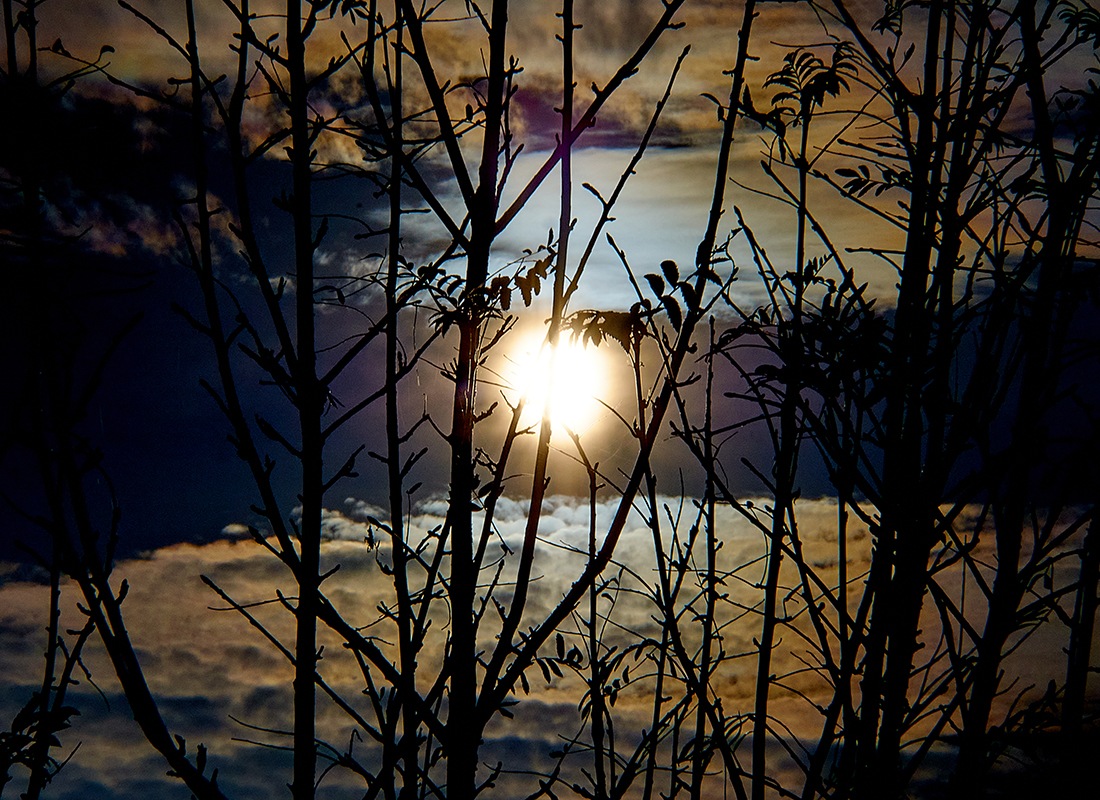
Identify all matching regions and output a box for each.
[504,329,609,437]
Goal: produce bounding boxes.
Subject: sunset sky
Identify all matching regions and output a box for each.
[0,0,907,557]
[3,1,1099,798]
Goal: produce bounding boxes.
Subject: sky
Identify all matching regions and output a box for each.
[3,1,1100,798]
[0,0,897,556]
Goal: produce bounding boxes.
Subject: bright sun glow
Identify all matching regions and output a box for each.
[504,330,608,435]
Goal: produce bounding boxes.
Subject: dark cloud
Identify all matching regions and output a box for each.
[0,617,39,650]
[158,693,229,736]
[238,684,291,729]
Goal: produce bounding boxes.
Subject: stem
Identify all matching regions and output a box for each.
[445,1,509,793]
[285,0,320,795]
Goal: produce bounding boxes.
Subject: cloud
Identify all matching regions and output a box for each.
[14,0,907,317]
[321,505,379,543]
[1,497,1092,798]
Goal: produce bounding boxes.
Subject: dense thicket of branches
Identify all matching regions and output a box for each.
[2,1,1098,799]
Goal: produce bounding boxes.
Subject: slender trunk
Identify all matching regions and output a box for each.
[953,5,1079,790]
[690,321,718,800]
[1064,521,1099,734]
[641,626,671,800]
[11,8,57,796]
[751,448,792,800]
[3,0,17,76]
[23,562,60,800]
[802,235,865,800]
[588,469,607,799]
[286,2,320,797]
[446,315,479,792]
[377,6,418,796]
[753,100,811,800]
[858,5,943,794]
[446,2,508,792]
[25,0,37,78]
[697,0,757,273]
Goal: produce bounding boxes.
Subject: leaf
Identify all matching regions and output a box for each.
[680,283,699,311]
[516,273,536,306]
[644,273,665,297]
[11,695,42,732]
[663,295,682,330]
[660,259,679,284]
[700,92,725,121]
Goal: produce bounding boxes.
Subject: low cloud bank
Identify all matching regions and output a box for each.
[3,497,1086,799]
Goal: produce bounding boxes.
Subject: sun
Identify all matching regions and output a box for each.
[503,329,608,436]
